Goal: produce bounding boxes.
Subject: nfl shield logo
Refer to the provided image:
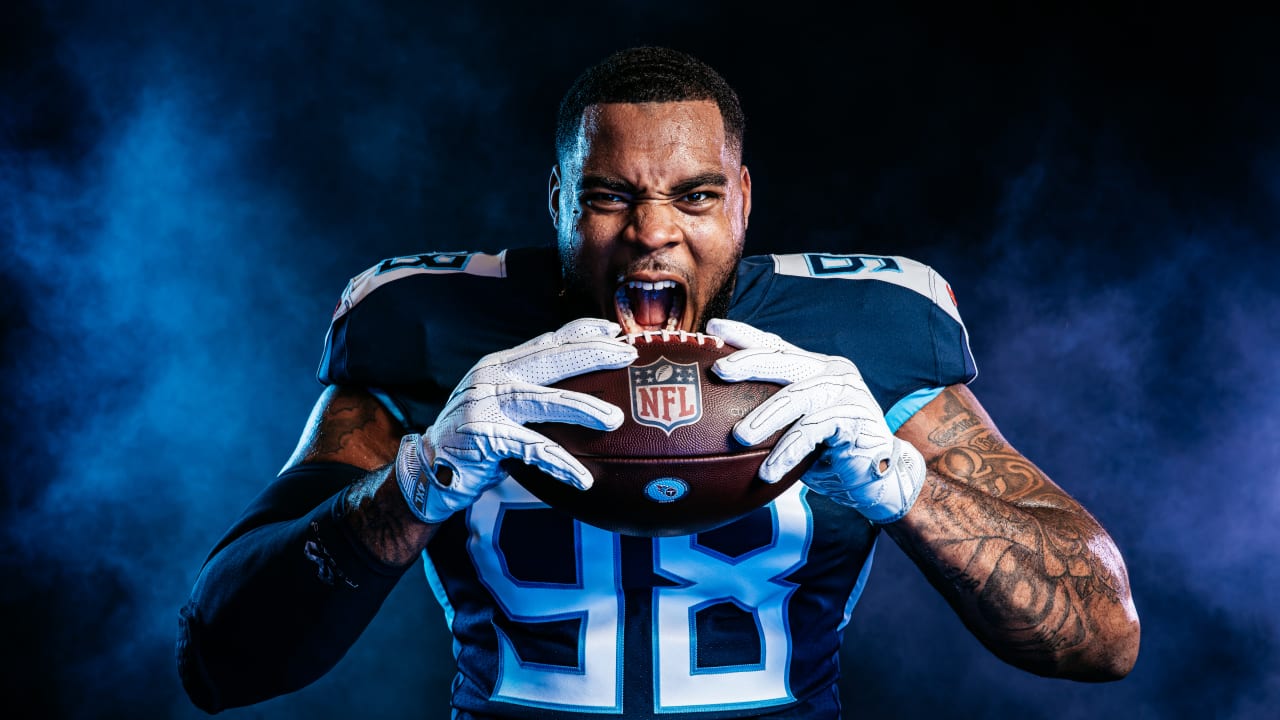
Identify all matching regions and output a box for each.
[628,356,702,434]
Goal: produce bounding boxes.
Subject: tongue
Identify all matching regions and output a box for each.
[629,287,671,327]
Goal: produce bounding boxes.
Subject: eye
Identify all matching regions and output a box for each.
[583,192,629,211]
[679,190,719,209]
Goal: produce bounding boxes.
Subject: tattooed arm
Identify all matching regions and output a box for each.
[888,384,1140,680]
[286,384,437,564]
[177,386,434,712]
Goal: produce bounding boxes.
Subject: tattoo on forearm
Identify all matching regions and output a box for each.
[898,388,1130,664]
[343,473,423,567]
[293,387,422,565]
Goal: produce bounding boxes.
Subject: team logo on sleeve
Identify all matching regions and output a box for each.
[376,252,473,273]
[629,357,702,434]
[333,250,508,321]
[804,253,901,275]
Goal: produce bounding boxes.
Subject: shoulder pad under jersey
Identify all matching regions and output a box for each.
[729,252,978,418]
[317,246,563,429]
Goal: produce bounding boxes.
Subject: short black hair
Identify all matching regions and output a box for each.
[555,46,745,162]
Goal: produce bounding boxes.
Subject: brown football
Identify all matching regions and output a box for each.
[502,330,819,537]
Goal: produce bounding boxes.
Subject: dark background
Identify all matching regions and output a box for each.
[4,2,1278,718]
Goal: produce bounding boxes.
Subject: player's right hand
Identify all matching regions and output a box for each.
[394,318,638,524]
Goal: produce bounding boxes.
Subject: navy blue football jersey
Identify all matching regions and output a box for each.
[318,245,976,718]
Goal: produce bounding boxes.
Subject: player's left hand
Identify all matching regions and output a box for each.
[706,318,926,524]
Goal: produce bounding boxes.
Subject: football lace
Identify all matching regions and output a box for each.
[623,330,725,348]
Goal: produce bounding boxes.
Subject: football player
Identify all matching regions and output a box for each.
[178,46,1139,718]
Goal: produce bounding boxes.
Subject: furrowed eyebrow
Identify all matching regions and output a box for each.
[581,175,637,194]
[580,173,728,197]
[670,173,728,195]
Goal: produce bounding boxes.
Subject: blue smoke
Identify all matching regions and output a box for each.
[4,2,1279,719]
[3,24,331,720]
[844,134,1280,718]
[1,2,504,717]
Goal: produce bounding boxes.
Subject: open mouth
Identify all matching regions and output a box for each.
[615,279,686,334]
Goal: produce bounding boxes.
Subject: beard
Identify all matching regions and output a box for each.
[696,261,737,332]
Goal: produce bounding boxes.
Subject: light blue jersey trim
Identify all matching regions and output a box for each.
[367,387,410,428]
[422,555,456,631]
[837,537,876,633]
[885,386,945,432]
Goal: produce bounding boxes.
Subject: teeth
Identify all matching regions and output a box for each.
[623,280,677,291]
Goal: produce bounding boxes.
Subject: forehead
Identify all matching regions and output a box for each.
[571,101,734,179]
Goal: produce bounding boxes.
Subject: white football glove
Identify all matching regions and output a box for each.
[396,318,638,524]
[707,318,926,524]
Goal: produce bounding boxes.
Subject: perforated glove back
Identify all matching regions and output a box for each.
[707,318,926,524]
[397,318,637,524]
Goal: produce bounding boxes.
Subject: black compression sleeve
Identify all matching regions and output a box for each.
[177,463,412,714]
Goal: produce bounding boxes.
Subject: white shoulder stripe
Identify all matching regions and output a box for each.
[771,253,964,325]
[333,250,507,320]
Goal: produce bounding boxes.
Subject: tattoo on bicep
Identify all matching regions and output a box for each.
[305,390,392,463]
[926,395,1058,506]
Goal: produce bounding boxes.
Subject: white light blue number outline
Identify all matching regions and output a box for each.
[466,482,625,713]
[649,485,815,714]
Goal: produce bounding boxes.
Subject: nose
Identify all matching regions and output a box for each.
[626,201,682,250]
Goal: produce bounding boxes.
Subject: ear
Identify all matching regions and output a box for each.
[740,164,752,230]
[548,164,562,228]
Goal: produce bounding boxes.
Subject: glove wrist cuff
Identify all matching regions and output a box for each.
[863,439,926,525]
[395,434,445,524]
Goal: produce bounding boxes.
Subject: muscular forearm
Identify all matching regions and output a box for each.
[884,463,1140,680]
[343,465,440,565]
[288,385,439,566]
[177,465,414,713]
